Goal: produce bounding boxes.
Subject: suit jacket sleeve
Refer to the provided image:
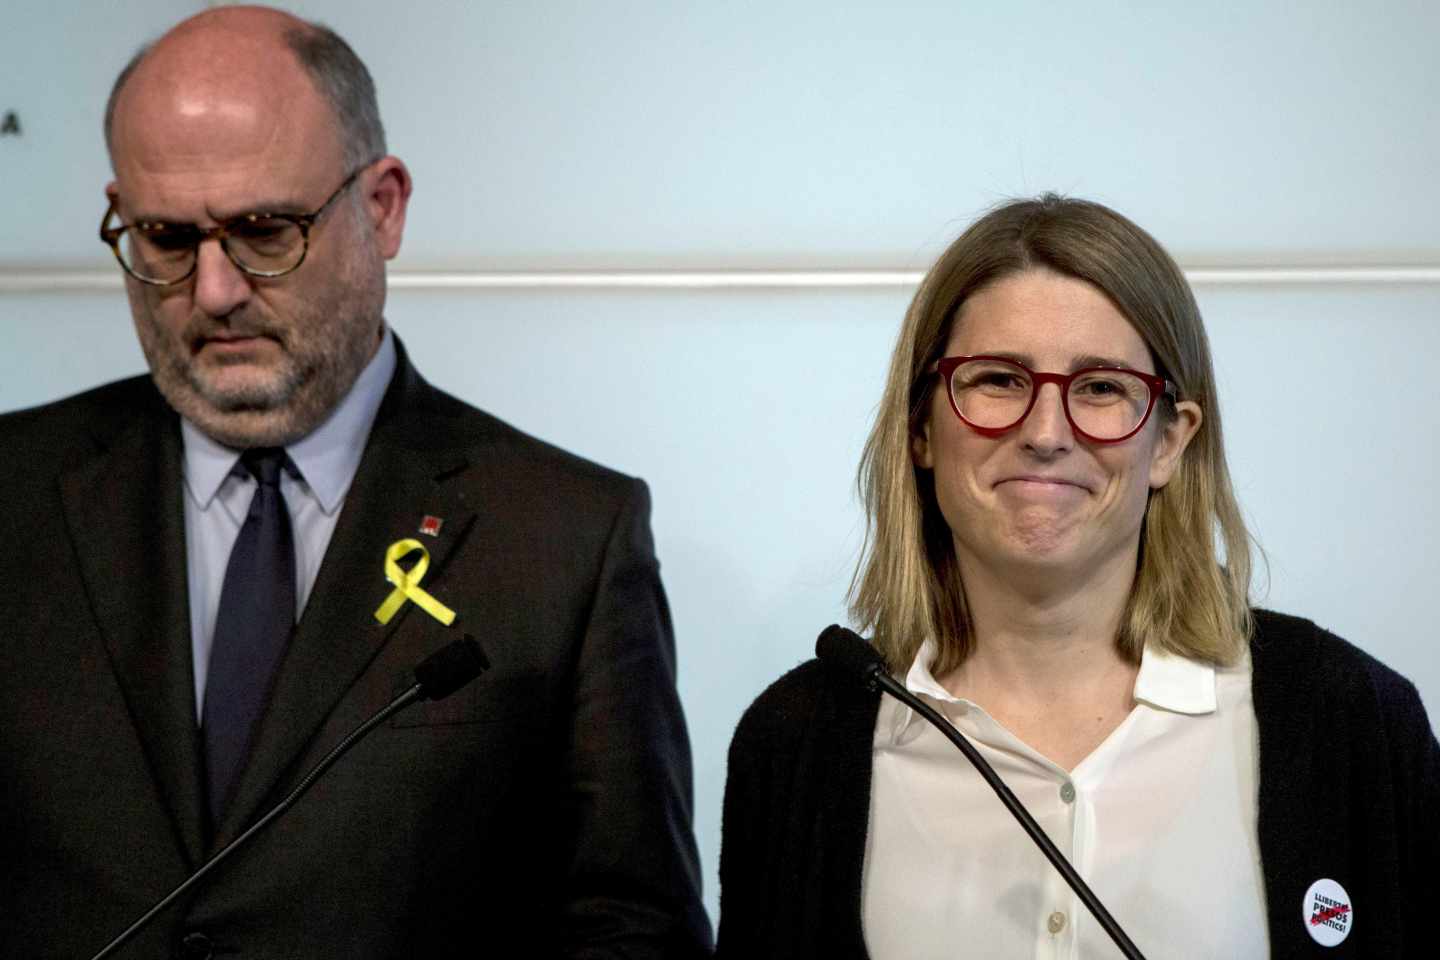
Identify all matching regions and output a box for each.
[1385,671,1440,955]
[715,660,877,959]
[560,478,713,958]
[715,688,774,958]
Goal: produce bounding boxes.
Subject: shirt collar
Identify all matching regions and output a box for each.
[181,418,243,509]
[884,633,1217,745]
[1132,643,1217,715]
[883,637,966,745]
[180,327,396,513]
[903,637,959,703]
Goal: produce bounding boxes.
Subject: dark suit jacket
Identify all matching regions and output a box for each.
[0,339,712,959]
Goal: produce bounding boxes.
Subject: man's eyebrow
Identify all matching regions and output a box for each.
[124,200,311,226]
[128,217,200,231]
[210,199,312,220]
[120,206,198,228]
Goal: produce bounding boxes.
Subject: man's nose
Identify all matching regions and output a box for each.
[192,239,253,317]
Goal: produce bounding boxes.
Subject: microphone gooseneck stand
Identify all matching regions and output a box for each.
[816,625,1148,960]
[88,635,489,960]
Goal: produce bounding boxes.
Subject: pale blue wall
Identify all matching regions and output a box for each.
[4,0,1438,926]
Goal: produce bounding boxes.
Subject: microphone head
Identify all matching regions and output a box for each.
[815,624,885,687]
[414,635,490,701]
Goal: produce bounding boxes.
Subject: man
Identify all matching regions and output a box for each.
[0,6,711,958]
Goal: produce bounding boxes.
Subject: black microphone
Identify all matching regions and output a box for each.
[815,625,1148,960]
[413,633,490,700]
[89,635,490,960]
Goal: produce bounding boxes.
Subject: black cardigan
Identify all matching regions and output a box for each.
[716,610,1439,958]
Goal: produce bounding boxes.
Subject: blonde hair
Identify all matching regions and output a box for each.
[850,195,1253,677]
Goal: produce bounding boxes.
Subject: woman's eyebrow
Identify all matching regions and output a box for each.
[967,351,1142,372]
[1071,354,1140,371]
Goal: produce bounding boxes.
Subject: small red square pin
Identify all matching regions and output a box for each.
[418,515,444,537]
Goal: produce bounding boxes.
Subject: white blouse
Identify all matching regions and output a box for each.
[862,640,1267,959]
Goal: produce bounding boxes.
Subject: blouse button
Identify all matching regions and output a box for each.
[1059,781,1076,804]
[1048,911,1067,934]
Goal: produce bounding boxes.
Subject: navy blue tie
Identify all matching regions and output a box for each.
[203,448,297,827]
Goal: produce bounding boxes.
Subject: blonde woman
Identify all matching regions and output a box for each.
[717,196,1438,958]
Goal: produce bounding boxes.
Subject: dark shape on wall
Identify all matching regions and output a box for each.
[1,112,19,136]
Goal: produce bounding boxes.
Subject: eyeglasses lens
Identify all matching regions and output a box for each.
[117,218,305,283]
[120,225,197,284]
[950,359,1152,440]
[225,218,306,275]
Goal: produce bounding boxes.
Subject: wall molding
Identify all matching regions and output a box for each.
[3,264,1440,294]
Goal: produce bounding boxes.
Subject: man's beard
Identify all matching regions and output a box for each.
[132,271,383,449]
[173,316,310,412]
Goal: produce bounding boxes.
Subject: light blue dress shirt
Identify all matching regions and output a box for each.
[180,329,397,719]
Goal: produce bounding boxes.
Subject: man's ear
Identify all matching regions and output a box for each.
[363,156,412,259]
[1149,400,1202,489]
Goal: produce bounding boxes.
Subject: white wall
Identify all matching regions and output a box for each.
[3,0,1437,926]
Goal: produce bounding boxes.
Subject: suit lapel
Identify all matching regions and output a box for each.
[59,401,208,869]
[216,354,478,843]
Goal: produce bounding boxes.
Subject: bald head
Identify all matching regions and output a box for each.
[105,5,385,172]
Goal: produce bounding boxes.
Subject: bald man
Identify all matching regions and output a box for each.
[0,7,711,959]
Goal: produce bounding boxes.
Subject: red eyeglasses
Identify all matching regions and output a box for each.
[934,356,1177,443]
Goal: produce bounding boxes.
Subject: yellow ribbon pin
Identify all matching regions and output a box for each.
[374,538,456,626]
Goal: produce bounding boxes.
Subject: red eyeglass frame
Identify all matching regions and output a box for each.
[933,355,1178,444]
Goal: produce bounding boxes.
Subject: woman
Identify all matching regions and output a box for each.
[717,196,1438,958]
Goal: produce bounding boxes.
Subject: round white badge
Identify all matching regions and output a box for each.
[1302,878,1353,947]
